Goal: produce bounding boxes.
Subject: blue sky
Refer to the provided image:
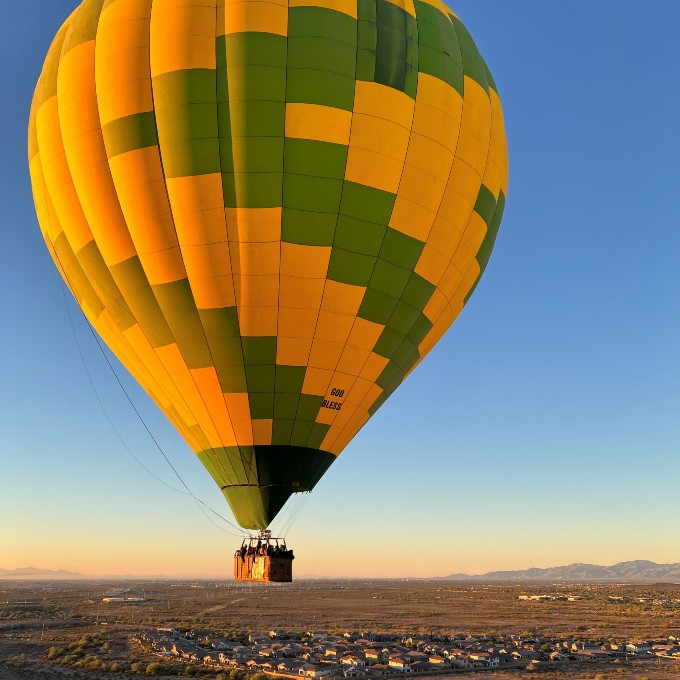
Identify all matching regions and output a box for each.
[1,1,678,577]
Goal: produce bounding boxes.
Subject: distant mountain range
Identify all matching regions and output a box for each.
[0,567,87,579]
[441,560,680,582]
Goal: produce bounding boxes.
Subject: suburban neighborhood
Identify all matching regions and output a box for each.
[132,628,680,676]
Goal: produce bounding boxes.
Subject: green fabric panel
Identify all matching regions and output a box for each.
[274,393,301,420]
[358,289,398,324]
[334,215,387,256]
[245,364,276,392]
[375,360,400,389]
[391,336,417,368]
[288,6,357,46]
[102,112,158,158]
[373,326,404,358]
[286,69,356,111]
[290,420,315,448]
[374,0,408,94]
[283,174,343,213]
[226,64,287,102]
[307,422,331,449]
[297,394,324,421]
[53,234,105,317]
[450,14,489,93]
[406,312,433,345]
[414,1,464,96]
[281,208,337,247]
[288,36,356,77]
[368,259,411,297]
[339,182,396,223]
[379,227,424,269]
[77,242,135,331]
[272,419,295,445]
[61,0,105,53]
[225,32,287,68]
[249,392,275,419]
[222,172,284,208]
[204,442,339,527]
[474,183,497,227]
[110,256,174,348]
[224,101,285,137]
[466,189,506,303]
[284,139,348,180]
[153,69,221,177]
[327,248,376,287]
[275,365,306,393]
[485,61,498,94]
[152,279,213,369]
[220,136,284,174]
[357,0,377,81]
[401,273,435,309]
[241,336,277,365]
[386,299,420,335]
[199,308,248,392]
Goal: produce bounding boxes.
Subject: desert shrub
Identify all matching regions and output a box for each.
[131,661,142,672]
[110,661,121,672]
[146,662,160,675]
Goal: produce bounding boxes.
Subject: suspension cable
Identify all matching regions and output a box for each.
[61,285,248,538]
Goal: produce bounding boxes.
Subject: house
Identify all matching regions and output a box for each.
[298,663,337,677]
[343,666,366,678]
[340,655,366,667]
[364,649,383,665]
[387,655,411,672]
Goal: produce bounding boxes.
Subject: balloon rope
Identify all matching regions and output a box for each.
[61,284,248,538]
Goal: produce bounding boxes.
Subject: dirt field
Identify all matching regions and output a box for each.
[1,579,678,679]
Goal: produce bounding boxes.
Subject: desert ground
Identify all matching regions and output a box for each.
[1,579,678,679]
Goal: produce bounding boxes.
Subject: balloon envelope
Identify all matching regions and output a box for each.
[29,0,508,530]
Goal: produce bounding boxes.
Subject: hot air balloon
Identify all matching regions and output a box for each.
[29,0,508,580]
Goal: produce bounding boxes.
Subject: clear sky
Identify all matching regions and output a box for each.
[1,1,678,579]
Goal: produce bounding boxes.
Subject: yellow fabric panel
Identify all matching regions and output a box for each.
[388,195,437,242]
[224,0,288,36]
[182,242,236,308]
[280,243,330,279]
[346,317,384,351]
[278,307,318,338]
[484,88,509,199]
[289,0,357,18]
[239,305,278,336]
[450,260,481,310]
[155,343,224,449]
[358,383,383,411]
[122,323,202,434]
[320,280,364,316]
[345,376,373,406]
[302,367,334,396]
[224,393,254,446]
[96,0,153,125]
[336,345,371,376]
[141,247,187,285]
[456,76,492,178]
[285,104,352,146]
[450,211,487,274]
[225,207,281,243]
[347,114,411,161]
[422,286,449,324]
[414,243,449,286]
[58,42,138,267]
[345,146,405,194]
[397,163,448,215]
[314,311,355,344]
[190,367,239,445]
[353,81,414,130]
[35,99,94,254]
[279,275,325,309]
[308,339,344,370]
[149,0,217,76]
[277,336,313,366]
[319,424,343,448]
[359,353,390,382]
[252,419,273,446]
